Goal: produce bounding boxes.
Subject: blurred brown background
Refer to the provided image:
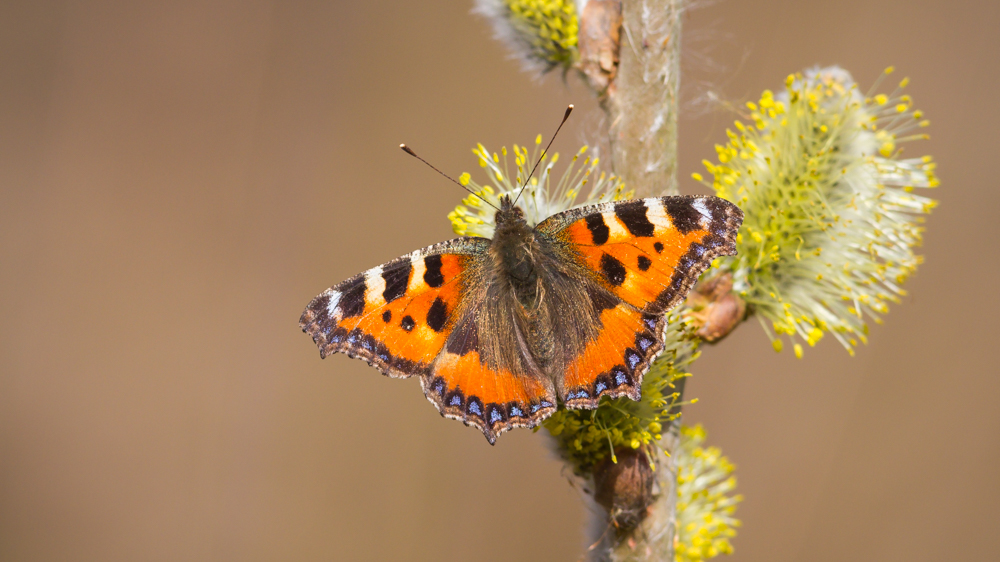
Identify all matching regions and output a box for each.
[1,0,997,560]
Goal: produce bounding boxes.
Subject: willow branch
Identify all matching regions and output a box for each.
[605,0,682,199]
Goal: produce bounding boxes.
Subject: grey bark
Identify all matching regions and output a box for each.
[606,0,682,198]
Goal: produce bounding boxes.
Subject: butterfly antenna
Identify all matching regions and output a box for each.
[400,144,500,211]
[513,104,574,207]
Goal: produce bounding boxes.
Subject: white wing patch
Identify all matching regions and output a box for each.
[644,199,672,230]
[325,290,342,317]
[603,211,630,242]
[691,198,713,228]
[363,265,386,306]
[408,256,426,292]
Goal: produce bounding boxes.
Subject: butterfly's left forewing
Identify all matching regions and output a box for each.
[537,195,743,408]
[299,237,489,379]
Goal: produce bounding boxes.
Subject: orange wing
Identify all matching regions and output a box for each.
[299,237,488,379]
[537,195,743,408]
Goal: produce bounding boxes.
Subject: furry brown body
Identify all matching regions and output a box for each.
[479,196,607,398]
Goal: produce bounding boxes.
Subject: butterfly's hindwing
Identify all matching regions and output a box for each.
[560,301,666,409]
[423,327,558,444]
[421,266,561,443]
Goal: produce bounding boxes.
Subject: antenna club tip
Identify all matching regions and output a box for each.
[400,144,416,156]
[562,104,574,121]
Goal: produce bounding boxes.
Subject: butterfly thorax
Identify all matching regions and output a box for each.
[491,197,543,309]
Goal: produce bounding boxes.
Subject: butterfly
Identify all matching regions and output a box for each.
[300,190,742,443]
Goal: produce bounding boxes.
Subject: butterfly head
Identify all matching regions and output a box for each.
[494,194,526,229]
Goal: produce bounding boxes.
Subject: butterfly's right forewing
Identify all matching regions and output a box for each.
[537,195,743,408]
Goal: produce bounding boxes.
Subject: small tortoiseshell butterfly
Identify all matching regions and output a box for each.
[300,111,743,444]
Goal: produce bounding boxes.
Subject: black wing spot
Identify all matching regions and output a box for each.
[426,297,448,332]
[637,255,652,271]
[381,263,411,303]
[585,213,610,245]
[401,315,416,332]
[654,242,664,253]
[381,310,392,323]
[339,282,367,318]
[600,253,627,286]
[423,255,445,288]
[615,200,655,237]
